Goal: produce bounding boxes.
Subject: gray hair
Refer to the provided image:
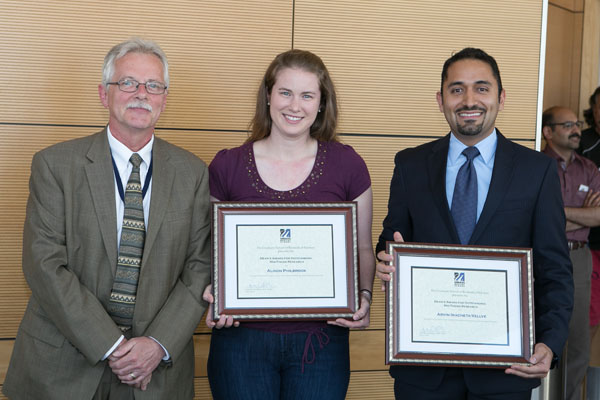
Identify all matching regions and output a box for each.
[102,38,169,88]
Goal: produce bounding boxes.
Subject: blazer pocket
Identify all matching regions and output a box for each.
[20,301,66,348]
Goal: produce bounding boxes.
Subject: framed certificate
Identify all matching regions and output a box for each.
[212,202,359,321]
[386,242,534,368]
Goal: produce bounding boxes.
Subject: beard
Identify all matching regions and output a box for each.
[456,120,484,136]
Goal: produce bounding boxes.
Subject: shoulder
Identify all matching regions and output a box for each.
[394,136,445,164]
[499,135,553,167]
[154,137,207,176]
[209,142,251,171]
[38,130,101,156]
[34,130,105,167]
[325,141,364,161]
[576,152,599,171]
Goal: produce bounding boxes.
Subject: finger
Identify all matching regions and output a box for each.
[215,314,235,329]
[205,304,217,328]
[111,339,134,359]
[329,317,368,329]
[352,305,367,321]
[393,231,404,242]
[377,250,393,262]
[202,284,214,303]
[141,374,152,391]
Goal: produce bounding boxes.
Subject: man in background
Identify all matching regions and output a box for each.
[544,105,600,399]
[3,38,211,400]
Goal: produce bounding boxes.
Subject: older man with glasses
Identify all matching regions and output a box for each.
[2,38,211,400]
[543,105,600,400]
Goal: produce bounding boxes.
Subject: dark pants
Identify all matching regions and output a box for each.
[393,368,531,400]
[207,325,350,400]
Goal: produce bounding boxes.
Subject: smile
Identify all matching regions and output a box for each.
[284,114,302,122]
[458,111,482,118]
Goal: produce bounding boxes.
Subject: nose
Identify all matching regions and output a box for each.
[463,88,477,107]
[289,95,300,111]
[135,83,149,98]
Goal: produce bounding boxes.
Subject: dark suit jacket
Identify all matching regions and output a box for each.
[3,129,211,400]
[376,132,573,394]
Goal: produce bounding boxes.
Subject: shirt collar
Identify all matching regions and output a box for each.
[106,126,153,169]
[448,129,497,166]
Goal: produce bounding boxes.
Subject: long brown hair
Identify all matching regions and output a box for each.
[247,49,338,143]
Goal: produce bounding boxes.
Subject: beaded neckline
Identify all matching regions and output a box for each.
[246,141,326,200]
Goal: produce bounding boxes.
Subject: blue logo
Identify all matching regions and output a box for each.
[454,272,465,287]
[280,228,291,243]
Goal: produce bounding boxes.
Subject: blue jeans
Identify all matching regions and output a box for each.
[207,325,350,400]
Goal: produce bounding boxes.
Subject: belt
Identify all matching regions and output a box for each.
[568,241,586,251]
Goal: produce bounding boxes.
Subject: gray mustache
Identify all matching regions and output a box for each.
[127,101,152,112]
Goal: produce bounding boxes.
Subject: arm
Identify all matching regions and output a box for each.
[22,151,122,363]
[330,187,375,328]
[507,159,573,378]
[375,152,412,290]
[565,181,600,228]
[139,161,212,361]
[202,195,239,329]
[564,205,600,227]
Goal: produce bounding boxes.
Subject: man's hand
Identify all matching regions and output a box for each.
[505,343,553,379]
[108,337,165,387]
[584,190,600,208]
[202,284,239,329]
[376,232,404,290]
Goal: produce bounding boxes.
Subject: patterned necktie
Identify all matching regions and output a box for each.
[108,153,145,330]
[451,146,480,245]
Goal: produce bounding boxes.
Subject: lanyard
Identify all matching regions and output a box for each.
[111,153,153,202]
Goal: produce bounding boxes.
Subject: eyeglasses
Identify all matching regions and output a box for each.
[548,121,583,129]
[106,79,167,95]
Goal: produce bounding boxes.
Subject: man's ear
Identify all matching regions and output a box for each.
[98,84,109,108]
[542,126,552,141]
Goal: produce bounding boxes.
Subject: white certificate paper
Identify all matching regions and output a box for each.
[411,267,508,345]
[236,224,334,298]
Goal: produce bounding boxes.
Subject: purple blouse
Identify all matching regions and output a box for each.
[209,140,371,332]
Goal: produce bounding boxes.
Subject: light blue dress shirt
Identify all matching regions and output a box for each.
[445,130,498,221]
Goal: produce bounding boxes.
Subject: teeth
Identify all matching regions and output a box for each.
[285,115,301,121]
[459,112,481,117]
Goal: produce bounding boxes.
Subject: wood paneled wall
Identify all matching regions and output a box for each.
[0,1,546,398]
[543,0,600,117]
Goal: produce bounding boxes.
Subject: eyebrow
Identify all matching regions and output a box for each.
[448,80,492,87]
[277,87,318,94]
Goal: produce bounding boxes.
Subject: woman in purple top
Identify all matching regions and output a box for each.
[203,49,375,399]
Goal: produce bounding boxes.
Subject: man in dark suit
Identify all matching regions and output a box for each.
[376,48,573,399]
[2,38,211,399]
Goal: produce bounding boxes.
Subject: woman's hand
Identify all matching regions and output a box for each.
[202,284,239,328]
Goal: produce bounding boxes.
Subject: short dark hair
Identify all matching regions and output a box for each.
[542,106,559,128]
[583,86,600,127]
[440,47,503,99]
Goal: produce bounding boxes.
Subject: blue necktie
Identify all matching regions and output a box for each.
[451,146,480,245]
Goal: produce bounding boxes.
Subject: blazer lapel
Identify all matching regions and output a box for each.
[428,134,461,243]
[470,131,515,244]
[84,129,118,273]
[142,138,175,264]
